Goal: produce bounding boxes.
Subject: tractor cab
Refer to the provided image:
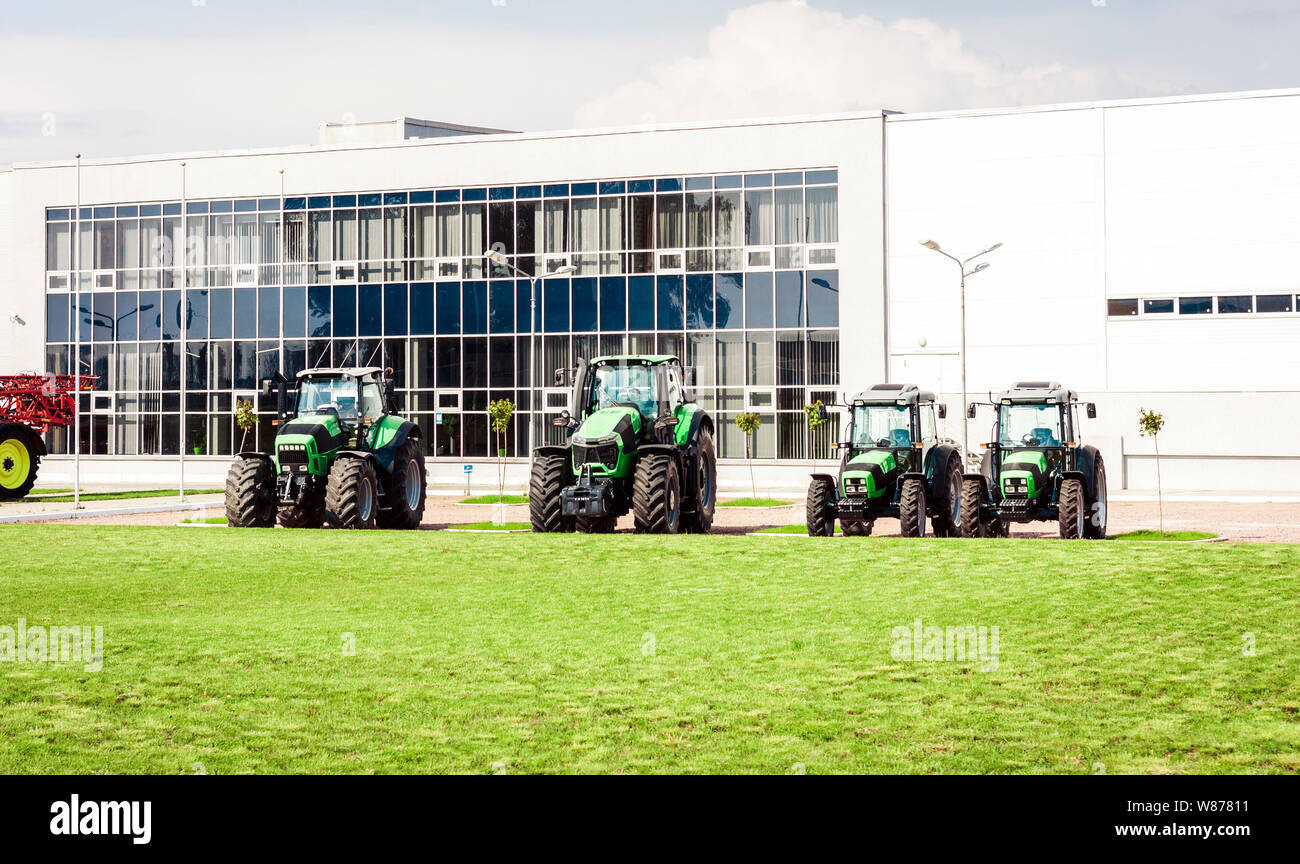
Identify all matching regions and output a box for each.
[292,367,389,441]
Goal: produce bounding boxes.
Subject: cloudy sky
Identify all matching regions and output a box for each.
[2,0,1298,163]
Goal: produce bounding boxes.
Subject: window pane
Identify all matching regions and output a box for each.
[656,194,683,248]
[436,283,460,335]
[1178,296,1211,315]
[715,273,743,329]
[358,209,382,262]
[489,281,514,333]
[776,271,804,328]
[807,270,838,327]
[489,202,514,256]
[572,277,597,332]
[1142,298,1173,314]
[1216,295,1252,314]
[358,285,382,337]
[385,208,407,262]
[258,212,281,264]
[544,201,568,253]
[629,196,653,250]
[1108,298,1139,316]
[544,278,569,332]
[573,199,598,252]
[332,285,356,337]
[436,205,461,258]
[806,187,838,244]
[745,273,773,328]
[746,331,774,386]
[777,330,804,385]
[599,198,624,251]
[411,283,434,334]
[599,276,626,331]
[436,337,460,387]
[744,190,773,246]
[685,192,712,249]
[1256,293,1292,313]
[686,274,713,330]
[462,281,487,335]
[628,276,654,330]
[657,275,683,331]
[774,188,803,245]
[117,219,140,269]
[46,221,72,271]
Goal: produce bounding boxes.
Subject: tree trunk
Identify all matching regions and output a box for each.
[1154,436,1163,535]
[747,435,756,500]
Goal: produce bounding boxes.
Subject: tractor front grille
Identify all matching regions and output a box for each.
[1001,495,1029,513]
[278,443,310,472]
[572,437,620,472]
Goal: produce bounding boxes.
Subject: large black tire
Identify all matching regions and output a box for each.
[325,457,379,529]
[959,477,1006,538]
[1058,477,1086,540]
[0,425,39,501]
[806,476,836,537]
[842,519,873,537]
[529,453,572,533]
[576,515,617,534]
[278,500,325,529]
[225,457,277,527]
[931,455,963,537]
[632,454,682,534]
[1085,455,1108,540]
[377,438,426,529]
[681,431,717,534]
[899,477,927,537]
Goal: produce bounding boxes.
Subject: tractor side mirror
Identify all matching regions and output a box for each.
[967,403,978,419]
[553,367,569,386]
[937,404,948,420]
[683,366,697,387]
[552,410,573,427]
[260,378,275,398]
[1086,402,1097,419]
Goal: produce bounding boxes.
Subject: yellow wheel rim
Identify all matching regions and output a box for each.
[0,438,31,490]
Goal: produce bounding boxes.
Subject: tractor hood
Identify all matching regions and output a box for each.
[842,449,900,498]
[276,413,350,451]
[571,407,641,475]
[574,406,642,444]
[1000,449,1049,499]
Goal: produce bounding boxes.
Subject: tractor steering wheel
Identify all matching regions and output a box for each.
[876,438,892,448]
[1021,433,1039,446]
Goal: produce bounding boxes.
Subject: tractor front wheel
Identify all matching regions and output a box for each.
[632,454,682,534]
[378,439,426,529]
[225,457,277,527]
[805,477,836,536]
[899,477,927,537]
[1058,477,1086,540]
[0,426,39,501]
[326,458,379,529]
[529,453,572,532]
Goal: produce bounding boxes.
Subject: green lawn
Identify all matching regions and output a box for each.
[1,526,1296,774]
[718,498,795,507]
[1113,530,1219,542]
[7,489,224,505]
[458,494,529,505]
[445,521,531,531]
[754,524,841,535]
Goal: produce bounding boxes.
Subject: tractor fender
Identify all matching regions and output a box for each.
[533,444,570,460]
[923,443,960,499]
[1073,445,1102,501]
[1,423,47,458]
[637,443,682,469]
[235,451,272,462]
[386,420,422,451]
[1061,469,1091,502]
[809,471,839,508]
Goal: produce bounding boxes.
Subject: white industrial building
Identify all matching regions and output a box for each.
[1,88,1297,493]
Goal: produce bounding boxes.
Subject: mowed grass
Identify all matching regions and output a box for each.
[718,497,795,507]
[0,525,1297,775]
[458,494,529,505]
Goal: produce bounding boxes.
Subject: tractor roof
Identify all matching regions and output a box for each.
[589,355,679,366]
[296,367,384,379]
[850,383,937,406]
[996,381,1077,404]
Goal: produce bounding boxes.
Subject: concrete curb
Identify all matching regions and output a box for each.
[0,500,217,524]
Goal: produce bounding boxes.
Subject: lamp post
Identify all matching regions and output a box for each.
[73,154,81,509]
[484,252,575,464]
[179,161,188,500]
[918,239,1002,467]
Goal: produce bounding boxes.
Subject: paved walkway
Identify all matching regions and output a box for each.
[5,492,1299,541]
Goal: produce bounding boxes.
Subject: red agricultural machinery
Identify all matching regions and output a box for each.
[0,374,95,500]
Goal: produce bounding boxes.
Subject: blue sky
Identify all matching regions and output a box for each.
[3,1,1298,163]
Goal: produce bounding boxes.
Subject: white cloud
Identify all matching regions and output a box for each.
[575,2,1169,127]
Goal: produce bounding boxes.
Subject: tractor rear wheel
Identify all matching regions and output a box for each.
[378,439,426,529]
[225,457,277,527]
[278,500,325,529]
[576,515,617,534]
[842,519,873,537]
[325,458,379,529]
[632,454,682,534]
[959,477,984,538]
[1058,477,1086,539]
[1085,456,1108,539]
[0,425,39,501]
[529,453,572,532]
[681,431,717,534]
[931,455,963,537]
[805,477,836,536]
[899,477,927,537]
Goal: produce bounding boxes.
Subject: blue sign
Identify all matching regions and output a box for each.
[463,464,473,473]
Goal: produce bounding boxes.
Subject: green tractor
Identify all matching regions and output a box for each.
[225,367,426,530]
[806,384,964,537]
[530,355,717,534]
[959,381,1107,539]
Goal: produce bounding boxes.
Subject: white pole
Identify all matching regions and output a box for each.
[179,162,187,500]
[959,269,968,468]
[73,155,81,509]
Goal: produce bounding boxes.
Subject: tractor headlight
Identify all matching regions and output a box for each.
[573,435,620,472]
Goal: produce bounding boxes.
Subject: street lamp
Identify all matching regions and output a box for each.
[484,251,576,464]
[918,239,1002,467]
